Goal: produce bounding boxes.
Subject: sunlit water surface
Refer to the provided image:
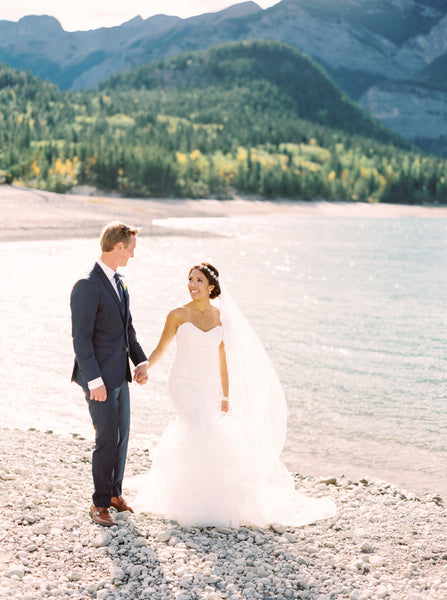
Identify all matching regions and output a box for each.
[2,212,446,497]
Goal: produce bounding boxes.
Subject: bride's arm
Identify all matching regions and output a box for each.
[146,310,181,369]
[219,341,230,412]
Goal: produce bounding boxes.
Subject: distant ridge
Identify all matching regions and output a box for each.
[0,0,446,152]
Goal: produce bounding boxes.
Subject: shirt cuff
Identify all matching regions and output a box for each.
[88,377,104,390]
[135,361,148,368]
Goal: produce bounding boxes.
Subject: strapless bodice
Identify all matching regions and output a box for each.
[173,321,222,371]
[167,322,223,418]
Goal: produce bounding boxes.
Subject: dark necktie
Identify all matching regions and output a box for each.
[114,272,126,313]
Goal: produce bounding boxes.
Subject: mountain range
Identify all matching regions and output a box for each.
[1,0,446,151]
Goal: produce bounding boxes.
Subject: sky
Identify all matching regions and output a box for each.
[1,1,282,32]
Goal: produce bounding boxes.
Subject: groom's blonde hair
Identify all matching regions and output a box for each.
[100,221,139,252]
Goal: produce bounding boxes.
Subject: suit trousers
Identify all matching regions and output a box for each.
[85,381,130,507]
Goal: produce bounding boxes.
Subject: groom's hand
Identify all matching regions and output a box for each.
[134,364,149,385]
[90,384,107,402]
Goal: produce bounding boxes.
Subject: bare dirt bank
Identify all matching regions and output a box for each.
[1,185,446,242]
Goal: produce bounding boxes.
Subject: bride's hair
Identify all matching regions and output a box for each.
[190,263,221,299]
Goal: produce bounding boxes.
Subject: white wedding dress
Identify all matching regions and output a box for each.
[129,320,336,528]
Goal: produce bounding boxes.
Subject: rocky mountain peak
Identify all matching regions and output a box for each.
[217,1,262,17]
[16,15,64,36]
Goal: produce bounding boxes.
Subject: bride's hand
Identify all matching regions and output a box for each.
[221,398,229,413]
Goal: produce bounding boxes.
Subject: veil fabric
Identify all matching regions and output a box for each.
[218,283,288,482]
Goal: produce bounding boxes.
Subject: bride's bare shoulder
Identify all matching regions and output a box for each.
[166,306,188,325]
[210,306,221,323]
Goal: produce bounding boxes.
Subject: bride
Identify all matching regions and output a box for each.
[129,263,336,528]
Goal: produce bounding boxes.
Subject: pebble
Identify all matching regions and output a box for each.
[157,530,171,543]
[7,565,25,578]
[1,427,446,600]
[270,523,286,534]
[92,532,113,548]
[369,555,385,568]
[133,536,147,547]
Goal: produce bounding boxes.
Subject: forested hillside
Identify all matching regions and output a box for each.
[102,41,400,144]
[1,40,446,203]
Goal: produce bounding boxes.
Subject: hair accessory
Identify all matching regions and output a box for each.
[199,264,219,282]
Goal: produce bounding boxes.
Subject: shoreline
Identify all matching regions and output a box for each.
[1,426,446,600]
[1,184,447,243]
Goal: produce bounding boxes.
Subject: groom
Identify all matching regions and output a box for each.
[70,222,148,526]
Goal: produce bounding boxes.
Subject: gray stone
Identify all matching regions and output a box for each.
[133,536,147,547]
[7,565,25,578]
[92,532,112,548]
[111,566,125,581]
[116,511,131,521]
[270,523,286,534]
[130,565,144,577]
[157,530,171,543]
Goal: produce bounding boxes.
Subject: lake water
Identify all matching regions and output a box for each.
[2,211,446,497]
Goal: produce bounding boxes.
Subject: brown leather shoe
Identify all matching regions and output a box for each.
[90,504,117,526]
[110,495,134,513]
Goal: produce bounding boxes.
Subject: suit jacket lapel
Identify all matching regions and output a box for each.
[93,262,125,320]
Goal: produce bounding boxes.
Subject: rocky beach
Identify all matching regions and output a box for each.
[1,184,447,599]
[1,428,446,600]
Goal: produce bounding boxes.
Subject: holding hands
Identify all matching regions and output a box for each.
[88,364,148,404]
[134,364,149,385]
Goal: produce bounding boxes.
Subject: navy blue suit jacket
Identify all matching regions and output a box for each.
[70,262,147,391]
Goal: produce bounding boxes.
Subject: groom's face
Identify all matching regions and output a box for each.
[117,235,137,267]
